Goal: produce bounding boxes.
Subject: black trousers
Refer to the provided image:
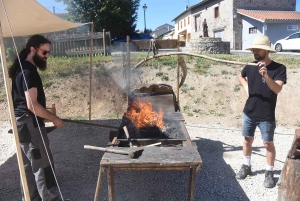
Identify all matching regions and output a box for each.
[17,114,59,201]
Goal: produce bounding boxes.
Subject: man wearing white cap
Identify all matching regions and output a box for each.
[235,35,287,188]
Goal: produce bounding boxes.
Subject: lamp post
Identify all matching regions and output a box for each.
[142,4,147,33]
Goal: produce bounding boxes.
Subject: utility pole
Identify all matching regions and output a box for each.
[53,6,55,14]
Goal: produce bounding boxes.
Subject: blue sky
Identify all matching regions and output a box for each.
[37,0,300,31]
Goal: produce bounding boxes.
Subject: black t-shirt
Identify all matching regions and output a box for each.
[12,61,46,127]
[241,61,287,121]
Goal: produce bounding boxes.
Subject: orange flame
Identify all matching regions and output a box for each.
[125,100,165,129]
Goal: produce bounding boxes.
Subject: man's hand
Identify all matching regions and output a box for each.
[257,62,284,94]
[258,62,268,78]
[52,116,64,128]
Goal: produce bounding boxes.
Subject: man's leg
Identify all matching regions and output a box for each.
[20,142,42,201]
[264,141,276,167]
[25,121,59,201]
[259,120,276,188]
[236,113,256,179]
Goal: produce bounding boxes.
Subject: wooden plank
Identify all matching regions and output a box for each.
[94,167,104,201]
[117,139,185,141]
[188,168,196,201]
[100,147,202,168]
[107,167,115,201]
[180,121,193,147]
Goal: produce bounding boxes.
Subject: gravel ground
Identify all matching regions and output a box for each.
[0,120,296,201]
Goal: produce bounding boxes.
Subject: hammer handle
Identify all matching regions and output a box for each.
[84,145,130,155]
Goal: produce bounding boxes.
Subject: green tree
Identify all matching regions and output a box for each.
[55,0,140,37]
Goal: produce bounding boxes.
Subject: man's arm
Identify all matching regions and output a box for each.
[263,75,284,94]
[238,72,249,97]
[25,88,64,128]
[258,63,284,94]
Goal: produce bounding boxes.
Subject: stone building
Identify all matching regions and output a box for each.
[172,0,300,50]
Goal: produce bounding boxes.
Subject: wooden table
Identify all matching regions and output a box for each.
[93,144,202,201]
[92,88,202,200]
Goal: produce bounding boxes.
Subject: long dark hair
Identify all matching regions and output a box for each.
[8,34,51,79]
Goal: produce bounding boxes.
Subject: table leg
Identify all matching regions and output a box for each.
[188,167,196,201]
[107,167,115,201]
[94,166,104,201]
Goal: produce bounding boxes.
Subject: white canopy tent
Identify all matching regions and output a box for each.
[0,0,88,37]
[0,0,91,200]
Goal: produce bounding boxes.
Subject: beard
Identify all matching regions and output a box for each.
[33,53,47,71]
[254,52,267,61]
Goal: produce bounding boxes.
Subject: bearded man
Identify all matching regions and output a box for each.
[235,35,287,188]
[9,34,64,201]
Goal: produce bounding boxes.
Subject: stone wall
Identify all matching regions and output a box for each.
[234,0,296,10]
[181,37,230,54]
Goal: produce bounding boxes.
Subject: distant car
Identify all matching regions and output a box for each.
[111,33,153,44]
[274,32,300,52]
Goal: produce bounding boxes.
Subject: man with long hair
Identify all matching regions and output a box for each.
[10,34,64,201]
[235,35,287,188]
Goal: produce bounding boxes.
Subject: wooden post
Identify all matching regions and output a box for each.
[177,34,180,108]
[94,167,104,201]
[103,29,106,56]
[89,22,94,122]
[277,129,300,201]
[0,22,30,200]
[126,36,130,96]
[108,31,111,55]
[107,167,115,201]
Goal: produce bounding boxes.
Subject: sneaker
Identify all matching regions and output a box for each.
[264,170,276,188]
[236,164,252,179]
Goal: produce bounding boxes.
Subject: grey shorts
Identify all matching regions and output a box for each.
[242,113,276,142]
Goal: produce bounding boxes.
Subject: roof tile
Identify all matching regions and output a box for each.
[237,9,300,22]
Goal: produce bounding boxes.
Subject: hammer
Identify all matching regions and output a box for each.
[84,145,144,159]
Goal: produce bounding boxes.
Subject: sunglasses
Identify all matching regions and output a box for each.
[35,47,50,55]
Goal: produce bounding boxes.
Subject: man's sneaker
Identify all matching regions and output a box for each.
[236,164,252,179]
[264,170,276,188]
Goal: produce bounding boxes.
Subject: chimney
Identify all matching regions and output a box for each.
[185,5,188,10]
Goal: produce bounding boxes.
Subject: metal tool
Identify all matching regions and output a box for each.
[84,145,143,159]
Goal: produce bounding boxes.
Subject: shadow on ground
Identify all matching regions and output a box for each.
[1,119,252,201]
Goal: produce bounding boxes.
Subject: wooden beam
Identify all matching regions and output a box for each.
[0,21,30,200]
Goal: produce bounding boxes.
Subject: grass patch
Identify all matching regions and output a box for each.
[221,70,229,75]
[43,81,53,88]
[52,94,60,99]
[161,75,169,81]
[156,71,163,77]
[234,84,240,92]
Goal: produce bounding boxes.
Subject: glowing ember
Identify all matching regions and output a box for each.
[125,100,165,129]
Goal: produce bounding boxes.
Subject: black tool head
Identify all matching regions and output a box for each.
[129,148,144,159]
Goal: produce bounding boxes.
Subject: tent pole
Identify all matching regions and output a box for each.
[0,22,30,200]
[89,22,94,122]
[177,34,180,108]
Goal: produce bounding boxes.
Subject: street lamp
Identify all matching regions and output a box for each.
[143,4,147,32]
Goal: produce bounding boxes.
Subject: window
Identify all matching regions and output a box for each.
[288,33,300,39]
[194,15,200,31]
[214,7,219,18]
[181,21,182,28]
[249,27,257,34]
[184,19,186,27]
[188,17,190,25]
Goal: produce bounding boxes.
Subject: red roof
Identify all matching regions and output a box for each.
[237,9,300,22]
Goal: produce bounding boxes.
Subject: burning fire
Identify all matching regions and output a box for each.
[125,100,165,129]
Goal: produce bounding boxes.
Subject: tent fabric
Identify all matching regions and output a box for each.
[0,0,89,37]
